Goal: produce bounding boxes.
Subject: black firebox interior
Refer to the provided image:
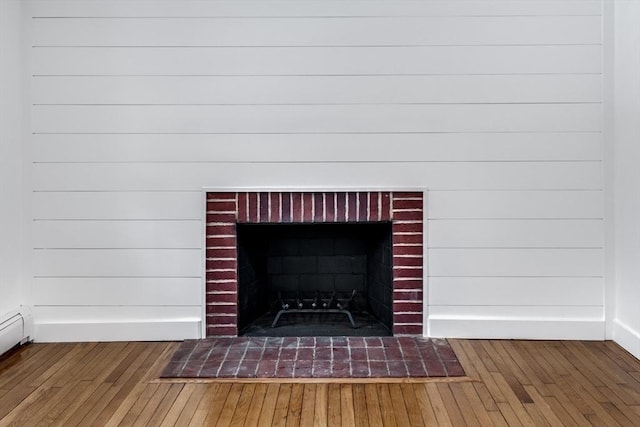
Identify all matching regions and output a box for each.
[236,222,393,336]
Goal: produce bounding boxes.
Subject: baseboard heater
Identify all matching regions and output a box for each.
[0,307,33,357]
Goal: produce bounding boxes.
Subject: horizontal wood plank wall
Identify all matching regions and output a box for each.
[28,0,604,341]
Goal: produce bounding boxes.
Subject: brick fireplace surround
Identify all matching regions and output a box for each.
[205,191,424,337]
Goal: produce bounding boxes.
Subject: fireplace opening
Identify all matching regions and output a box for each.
[236,222,393,336]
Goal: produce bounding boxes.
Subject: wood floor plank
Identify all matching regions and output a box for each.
[230,383,256,427]
[327,383,342,427]
[352,384,369,427]
[298,383,316,427]
[285,383,304,427]
[2,340,640,426]
[313,383,329,427]
[243,383,268,427]
[363,384,384,427]
[257,383,280,427]
[340,384,356,427]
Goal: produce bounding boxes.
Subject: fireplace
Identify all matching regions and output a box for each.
[205,191,424,337]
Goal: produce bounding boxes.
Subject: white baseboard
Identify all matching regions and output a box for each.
[428,316,605,340]
[33,320,202,343]
[613,319,640,359]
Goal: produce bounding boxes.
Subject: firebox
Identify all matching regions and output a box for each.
[236,222,393,336]
[205,191,424,337]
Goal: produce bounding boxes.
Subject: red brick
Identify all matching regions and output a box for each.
[336,192,347,222]
[206,281,237,292]
[259,192,269,222]
[270,193,280,222]
[393,245,422,256]
[347,192,358,221]
[370,192,380,221]
[393,302,423,312]
[381,193,391,220]
[314,193,324,222]
[303,193,313,222]
[208,192,235,200]
[393,290,423,301]
[394,313,423,324]
[325,192,336,222]
[205,259,237,270]
[209,248,237,258]
[393,210,423,221]
[393,256,423,267]
[392,233,423,245]
[292,192,303,222]
[238,192,248,222]
[207,200,236,212]
[206,270,237,281]
[207,212,236,223]
[206,293,237,304]
[206,304,237,315]
[394,192,423,200]
[394,268,423,278]
[393,279,423,289]
[282,192,291,222]
[392,198,423,210]
[393,222,423,233]
[393,324,422,335]
[207,325,237,337]
[209,314,237,325]
[206,236,237,247]
[248,193,258,222]
[208,224,236,235]
[358,192,368,221]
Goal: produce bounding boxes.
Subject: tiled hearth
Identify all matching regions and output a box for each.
[161,337,465,379]
[206,191,424,337]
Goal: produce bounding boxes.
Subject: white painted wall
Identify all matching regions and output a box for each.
[0,0,24,319]
[26,0,605,341]
[612,0,640,359]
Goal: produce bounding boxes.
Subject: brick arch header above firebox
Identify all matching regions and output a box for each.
[205,191,424,337]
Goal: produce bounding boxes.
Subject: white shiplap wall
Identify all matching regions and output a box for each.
[0,0,24,318]
[27,0,605,342]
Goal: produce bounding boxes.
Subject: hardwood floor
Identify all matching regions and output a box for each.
[1,339,640,426]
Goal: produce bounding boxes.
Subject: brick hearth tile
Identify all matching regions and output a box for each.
[237,359,259,378]
[282,337,298,348]
[350,361,370,378]
[331,336,348,347]
[424,360,446,377]
[384,346,404,361]
[347,337,366,347]
[256,359,277,377]
[262,347,280,359]
[443,360,466,377]
[435,343,459,361]
[297,348,314,360]
[265,337,283,347]
[364,337,383,347]
[315,337,331,347]
[387,361,409,377]
[369,361,389,377]
[244,348,263,360]
[418,345,439,360]
[294,360,313,378]
[218,360,240,378]
[405,361,427,377]
[350,348,368,361]
[315,347,333,361]
[299,337,315,347]
[333,361,351,377]
[312,360,332,378]
[275,360,295,378]
[198,365,221,378]
[279,347,297,360]
[161,361,184,378]
[332,347,349,361]
[366,347,385,361]
[226,349,246,360]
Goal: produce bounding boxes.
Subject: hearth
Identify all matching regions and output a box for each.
[205,191,424,337]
